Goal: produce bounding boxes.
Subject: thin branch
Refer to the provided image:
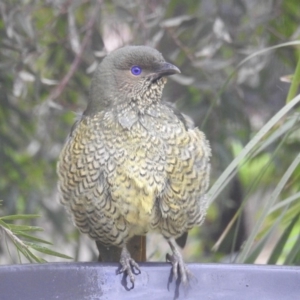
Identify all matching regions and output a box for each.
[166,27,195,63]
[1,225,30,251]
[47,1,102,103]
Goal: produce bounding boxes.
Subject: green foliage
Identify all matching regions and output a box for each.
[0,212,72,263]
[210,50,300,265]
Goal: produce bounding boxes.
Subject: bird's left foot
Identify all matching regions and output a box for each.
[116,246,141,289]
[166,239,195,288]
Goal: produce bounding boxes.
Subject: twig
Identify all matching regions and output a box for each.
[166,27,195,63]
[47,1,102,103]
[1,225,29,250]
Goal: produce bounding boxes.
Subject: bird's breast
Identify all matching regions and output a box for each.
[60,110,210,240]
[107,122,167,228]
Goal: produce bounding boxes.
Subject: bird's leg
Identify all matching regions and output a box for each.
[166,238,194,287]
[116,245,141,289]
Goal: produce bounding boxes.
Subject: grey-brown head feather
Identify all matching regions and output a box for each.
[85,46,180,116]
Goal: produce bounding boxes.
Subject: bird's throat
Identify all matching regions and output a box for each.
[130,77,167,112]
[116,77,167,129]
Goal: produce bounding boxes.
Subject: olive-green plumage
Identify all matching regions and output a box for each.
[57,45,211,286]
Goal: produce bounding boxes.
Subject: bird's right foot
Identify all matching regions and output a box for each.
[116,246,141,289]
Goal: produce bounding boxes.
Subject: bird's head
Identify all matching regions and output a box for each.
[86,46,180,115]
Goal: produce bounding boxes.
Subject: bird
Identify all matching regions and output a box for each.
[57,45,211,288]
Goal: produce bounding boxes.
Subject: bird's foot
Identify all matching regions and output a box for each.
[166,252,194,289]
[116,246,141,290]
[166,239,195,289]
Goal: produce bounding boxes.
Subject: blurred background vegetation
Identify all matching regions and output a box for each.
[1,0,300,265]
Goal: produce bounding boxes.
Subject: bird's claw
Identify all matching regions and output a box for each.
[166,252,193,288]
[166,253,179,280]
[117,247,141,290]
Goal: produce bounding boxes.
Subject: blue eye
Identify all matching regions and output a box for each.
[131,66,142,76]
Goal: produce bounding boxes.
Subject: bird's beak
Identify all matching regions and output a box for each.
[149,62,181,82]
[155,62,181,77]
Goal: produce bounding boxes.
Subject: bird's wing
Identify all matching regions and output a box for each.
[163,101,195,130]
[153,105,211,239]
[162,102,208,246]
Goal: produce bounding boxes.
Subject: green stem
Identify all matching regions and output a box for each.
[286,49,300,103]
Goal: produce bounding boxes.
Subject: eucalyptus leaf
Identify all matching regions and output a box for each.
[160,15,196,28]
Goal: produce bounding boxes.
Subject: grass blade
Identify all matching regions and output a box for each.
[237,153,300,263]
[268,214,300,264]
[208,93,300,204]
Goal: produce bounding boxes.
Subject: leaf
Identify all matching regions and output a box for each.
[269,192,300,215]
[7,224,43,232]
[213,18,231,42]
[160,15,196,28]
[201,40,300,128]
[0,219,10,229]
[286,50,300,103]
[244,231,273,263]
[268,214,300,264]
[252,115,299,157]
[26,243,72,259]
[171,74,195,85]
[280,74,293,83]
[284,231,300,264]
[208,93,300,204]
[14,231,53,245]
[13,242,33,263]
[236,41,300,70]
[0,214,40,221]
[237,153,300,263]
